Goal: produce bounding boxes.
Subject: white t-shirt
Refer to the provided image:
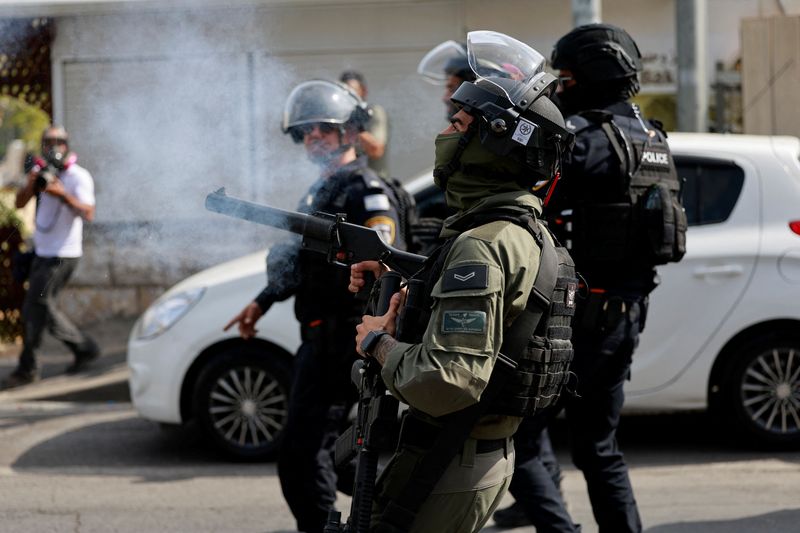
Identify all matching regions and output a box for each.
[33,162,95,258]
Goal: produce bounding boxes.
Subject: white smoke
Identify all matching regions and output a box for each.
[53,5,444,285]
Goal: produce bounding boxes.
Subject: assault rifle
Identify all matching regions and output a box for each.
[204,188,426,278]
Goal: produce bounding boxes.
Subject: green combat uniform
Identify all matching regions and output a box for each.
[373,192,546,533]
[364,30,577,533]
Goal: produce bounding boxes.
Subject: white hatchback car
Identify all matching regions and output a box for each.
[128,132,800,459]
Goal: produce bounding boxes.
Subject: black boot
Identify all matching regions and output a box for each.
[493,502,533,528]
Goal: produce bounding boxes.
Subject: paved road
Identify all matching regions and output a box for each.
[1,317,799,531]
[0,400,798,533]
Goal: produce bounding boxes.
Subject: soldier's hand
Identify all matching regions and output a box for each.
[224,301,263,339]
[355,292,401,357]
[349,261,387,293]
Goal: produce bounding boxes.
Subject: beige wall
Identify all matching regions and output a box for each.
[742,15,800,135]
[34,0,764,323]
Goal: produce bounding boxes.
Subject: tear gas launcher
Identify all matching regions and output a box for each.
[204,188,426,277]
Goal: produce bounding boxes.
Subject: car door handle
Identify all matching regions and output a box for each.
[693,264,744,278]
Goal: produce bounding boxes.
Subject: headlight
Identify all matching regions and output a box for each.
[136,287,206,340]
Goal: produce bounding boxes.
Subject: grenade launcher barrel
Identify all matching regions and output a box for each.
[205,188,426,278]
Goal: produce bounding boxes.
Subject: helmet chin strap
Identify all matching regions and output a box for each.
[433,123,477,190]
[541,138,564,206]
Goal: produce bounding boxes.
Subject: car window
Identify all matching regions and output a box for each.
[674,157,745,227]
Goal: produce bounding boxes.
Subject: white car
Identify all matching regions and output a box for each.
[128,132,800,459]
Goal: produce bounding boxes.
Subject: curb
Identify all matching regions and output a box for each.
[0,364,131,403]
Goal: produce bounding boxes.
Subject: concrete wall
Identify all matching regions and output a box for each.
[23,0,763,324]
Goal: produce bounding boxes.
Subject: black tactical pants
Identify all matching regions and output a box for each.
[508,419,577,532]
[18,256,98,373]
[566,295,643,533]
[509,294,645,533]
[277,320,357,533]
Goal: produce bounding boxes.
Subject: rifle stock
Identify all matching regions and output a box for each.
[205,188,426,277]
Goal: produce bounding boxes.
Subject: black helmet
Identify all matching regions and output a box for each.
[417,40,476,84]
[444,31,574,182]
[281,80,370,143]
[551,23,642,85]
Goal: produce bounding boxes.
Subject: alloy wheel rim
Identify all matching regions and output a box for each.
[740,348,800,436]
[208,365,288,448]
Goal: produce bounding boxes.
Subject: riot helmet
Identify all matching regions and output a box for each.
[281,80,371,144]
[551,23,642,104]
[439,31,573,188]
[417,40,476,84]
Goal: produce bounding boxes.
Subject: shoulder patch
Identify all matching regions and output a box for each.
[364,193,391,212]
[442,264,489,292]
[442,310,487,334]
[365,215,396,244]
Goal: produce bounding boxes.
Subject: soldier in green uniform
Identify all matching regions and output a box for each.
[349,32,577,533]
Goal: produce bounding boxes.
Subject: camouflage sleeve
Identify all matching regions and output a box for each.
[380,221,539,417]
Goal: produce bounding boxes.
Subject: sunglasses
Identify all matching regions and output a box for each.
[289,123,339,142]
[42,137,68,145]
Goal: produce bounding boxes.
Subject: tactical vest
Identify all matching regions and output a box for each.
[551,107,687,268]
[397,207,577,416]
[294,165,394,322]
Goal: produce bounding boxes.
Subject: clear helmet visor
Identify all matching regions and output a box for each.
[282,80,359,131]
[417,40,469,84]
[467,30,549,106]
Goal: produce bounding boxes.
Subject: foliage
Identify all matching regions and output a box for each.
[0,95,50,159]
[633,93,677,132]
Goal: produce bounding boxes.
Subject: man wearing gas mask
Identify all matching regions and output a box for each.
[349,32,577,533]
[225,80,406,533]
[3,125,99,389]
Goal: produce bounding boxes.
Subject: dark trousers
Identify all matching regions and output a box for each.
[510,296,645,533]
[509,420,576,533]
[277,323,357,533]
[18,256,98,373]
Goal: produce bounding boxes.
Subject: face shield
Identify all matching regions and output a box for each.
[466,30,554,107]
[417,40,469,84]
[281,80,362,133]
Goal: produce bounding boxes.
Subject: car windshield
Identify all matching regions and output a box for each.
[466,30,549,106]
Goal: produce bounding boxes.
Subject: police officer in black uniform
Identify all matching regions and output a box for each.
[493,25,683,533]
[225,80,405,533]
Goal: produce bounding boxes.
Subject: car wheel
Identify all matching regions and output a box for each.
[193,345,292,460]
[718,334,800,448]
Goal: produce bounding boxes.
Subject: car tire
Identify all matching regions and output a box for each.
[193,344,292,461]
[716,333,800,449]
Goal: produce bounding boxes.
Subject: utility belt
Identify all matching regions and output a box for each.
[299,315,360,341]
[576,288,649,336]
[397,411,508,456]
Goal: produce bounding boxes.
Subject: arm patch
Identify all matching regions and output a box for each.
[441,264,489,292]
[365,215,396,244]
[442,310,487,334]
[364,193,391,212]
